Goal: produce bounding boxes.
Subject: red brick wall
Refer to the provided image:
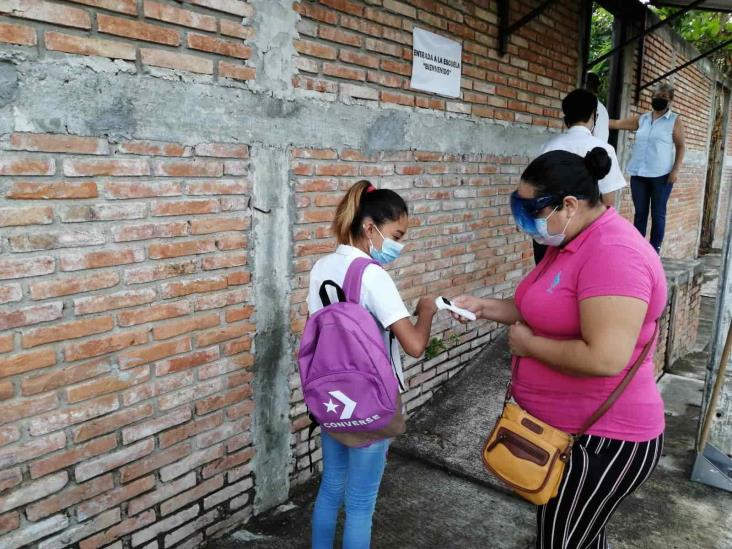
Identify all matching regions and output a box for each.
[0,0,581,544]
[287,148,532,481]
[617,32,714,260]
[0,0,727,545]
[0,135,255,546]
[293,0,578,127]
[282,0,583,485]
[0,0,256,82]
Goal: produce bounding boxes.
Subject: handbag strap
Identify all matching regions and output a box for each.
[507,322,659,438]
[575,322,659,437]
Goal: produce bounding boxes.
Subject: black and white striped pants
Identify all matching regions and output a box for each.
[536,433,664,549]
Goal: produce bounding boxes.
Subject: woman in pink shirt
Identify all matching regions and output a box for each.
[454,148,666,549]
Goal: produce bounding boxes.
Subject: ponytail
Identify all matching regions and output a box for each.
[332,180,408,245]
[332,180,371,245]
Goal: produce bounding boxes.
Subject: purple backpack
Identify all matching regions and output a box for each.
[298,258,399,433]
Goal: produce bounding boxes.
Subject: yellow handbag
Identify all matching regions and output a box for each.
[482,324,658,505]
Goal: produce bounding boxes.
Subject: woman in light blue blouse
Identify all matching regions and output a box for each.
[610,82,686,254]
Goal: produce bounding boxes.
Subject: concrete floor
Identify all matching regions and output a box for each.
[213,255,732,549]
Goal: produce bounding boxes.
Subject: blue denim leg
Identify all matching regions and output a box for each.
[311,434,389,549]
[649,173,673,253]
[630,175,651,238]
[343,438,389,549]
[312,432,348,549]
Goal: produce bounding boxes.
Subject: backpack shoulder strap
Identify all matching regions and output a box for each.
[318,280,346,307]
[343,257,380,304]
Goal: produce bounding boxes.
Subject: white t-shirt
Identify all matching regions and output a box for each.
[307,245,411,389]
[593,101,610,143]
[540,126,626,195]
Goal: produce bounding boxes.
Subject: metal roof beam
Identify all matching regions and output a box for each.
[587,0,707,69]
[640,38,732,91]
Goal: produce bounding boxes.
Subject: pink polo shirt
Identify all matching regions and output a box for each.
[513,208,666,442]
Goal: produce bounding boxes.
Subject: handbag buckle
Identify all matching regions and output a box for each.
[503,381,512,406]
[559,442,574,462]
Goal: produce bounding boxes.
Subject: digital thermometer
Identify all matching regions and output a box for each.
[435,296,477,321]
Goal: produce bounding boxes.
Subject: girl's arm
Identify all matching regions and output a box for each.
[390,297,437,357]
[509,295,648,377]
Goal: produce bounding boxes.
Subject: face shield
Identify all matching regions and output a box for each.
[510,191,556,235]
[510,191,590,236]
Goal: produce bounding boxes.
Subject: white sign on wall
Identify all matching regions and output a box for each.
[410,27,462,98]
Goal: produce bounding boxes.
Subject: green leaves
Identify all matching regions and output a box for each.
[589,5,614,103]
[590,6,731,89]
[655,7,731,76]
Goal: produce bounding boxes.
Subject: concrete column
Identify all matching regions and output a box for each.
[702,193,732,454]
[248,0,298,97]
[247,0,298,514]
[250,145,294,513]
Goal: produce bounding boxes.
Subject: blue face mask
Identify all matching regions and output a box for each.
[534,207,573,247]
[368,225,404,264]
[510,191,581,247]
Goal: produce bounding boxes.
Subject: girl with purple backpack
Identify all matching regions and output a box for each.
[307,179,437,549]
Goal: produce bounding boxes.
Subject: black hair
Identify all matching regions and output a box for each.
[332,180,408,245]
[585,73,600,94]
[562,88,598,126]
[521,148,611,209]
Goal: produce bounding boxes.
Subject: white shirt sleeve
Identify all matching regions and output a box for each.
[593,102,610,143]
[307,272,321,315]
[361,265,410,330]
[598,144,627,194]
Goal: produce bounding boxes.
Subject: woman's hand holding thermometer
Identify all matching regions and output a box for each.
[435,296,476,322]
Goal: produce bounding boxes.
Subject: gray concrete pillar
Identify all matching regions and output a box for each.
[702,193,732,455]
[248,0,298,97]
[250,145,294,513]
[247,0,298,514]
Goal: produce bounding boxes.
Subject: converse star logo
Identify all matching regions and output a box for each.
[324,399,339,414]
[328,391,356,420]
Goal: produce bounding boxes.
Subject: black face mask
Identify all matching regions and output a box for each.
[652,97,669,112]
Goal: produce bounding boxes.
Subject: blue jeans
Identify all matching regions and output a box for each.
[312,432,390,549]
[630,174,673,253]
